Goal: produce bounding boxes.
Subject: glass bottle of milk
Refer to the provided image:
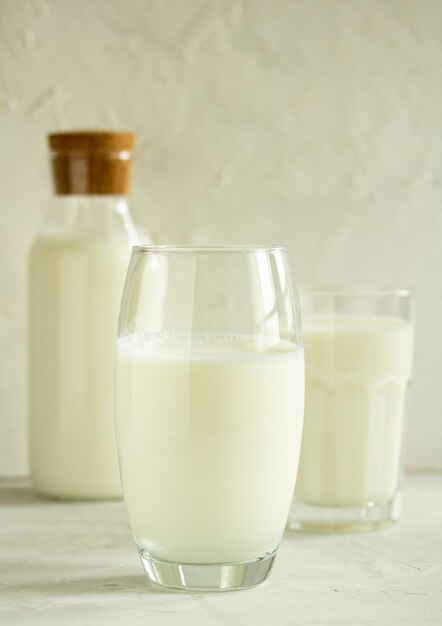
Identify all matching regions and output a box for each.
[29,131,142,500]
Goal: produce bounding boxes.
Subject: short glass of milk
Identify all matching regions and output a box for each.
[115,245,304,591]
[288,288,414,532]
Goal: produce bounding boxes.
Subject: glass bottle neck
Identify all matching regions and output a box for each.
[37,195,137,243]
[54,194,129,212]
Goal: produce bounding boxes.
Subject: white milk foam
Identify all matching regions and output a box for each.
[118,331,296,359]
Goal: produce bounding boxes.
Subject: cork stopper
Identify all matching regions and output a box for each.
[48,131,135,195]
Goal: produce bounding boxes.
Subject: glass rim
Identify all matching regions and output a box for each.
[132,244,288,255]
[298,285,414,298]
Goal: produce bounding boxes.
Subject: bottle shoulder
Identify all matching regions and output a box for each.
[32,196,142,245]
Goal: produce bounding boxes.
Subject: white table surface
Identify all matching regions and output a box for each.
[1,473,441,626]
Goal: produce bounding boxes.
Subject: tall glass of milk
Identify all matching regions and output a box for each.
[288,288,414,532]
[115,246,304,591]
[29,131,141,500]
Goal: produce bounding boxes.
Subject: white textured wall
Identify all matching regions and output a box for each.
[1,0,441,474]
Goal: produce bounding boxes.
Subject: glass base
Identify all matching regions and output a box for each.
[287,492,401,533]
[139,549,277,592]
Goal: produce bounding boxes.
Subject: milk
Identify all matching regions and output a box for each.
[295,315,414,507]
[115,333,304,564]
[29,236,130,499]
